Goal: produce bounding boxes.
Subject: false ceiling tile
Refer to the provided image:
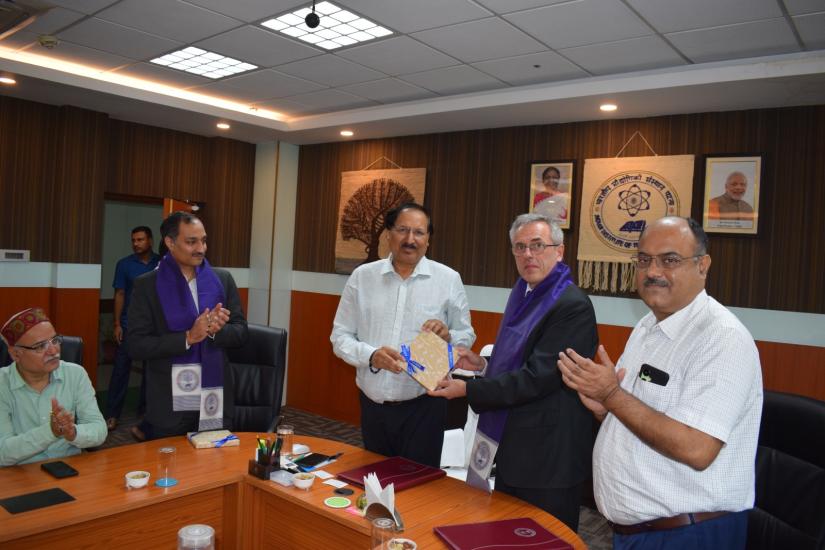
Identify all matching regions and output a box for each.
[194,69,325,102]
[112,62,212,88]
[195,26,321,68]
[33,40,133,71]
[335,0,491,33]
[626,0,782,33]
[337,36,458,76]
[282,88,377,112]
[472,50,587,85]
[57,17,183,60]
[183,0,306,22]
[275,54,386,87]
[25,7,86,35]
[559,35,686,76]
[46,0,120,15]
[474,0,570,14]
[666,18,800,63]
[784,0,825,16]
[504,0,651,50]
[340,78,436,103]
[411,17,546,64]
[96,0,240,44]
[794,12,825,49]
[400,65,505,95]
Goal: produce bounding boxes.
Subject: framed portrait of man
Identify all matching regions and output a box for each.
[702,155,762,235]
[529,161,575,230]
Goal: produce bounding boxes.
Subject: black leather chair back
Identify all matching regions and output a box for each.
[0,338,10,367]
[60,336,84,365]
[227,324,287,433]
[747,390,825,550]
[0,335,83,366]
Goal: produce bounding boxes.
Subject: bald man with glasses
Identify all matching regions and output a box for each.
[559,217,762,549]
[0,308,106,466]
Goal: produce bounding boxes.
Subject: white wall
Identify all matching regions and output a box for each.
[100,201,163,299]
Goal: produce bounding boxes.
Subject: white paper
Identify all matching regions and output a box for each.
[364,472,395,515]
[314,470,333,480]
[323,479,348,489]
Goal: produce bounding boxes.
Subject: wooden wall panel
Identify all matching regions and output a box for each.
[0,288,99,384]
[287,290,825,424]
[287,290,361,425]
[0,97,255,267]
[294,105,825,313]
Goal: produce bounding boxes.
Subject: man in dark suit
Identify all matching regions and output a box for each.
[128,211,247,439]
[430,213,598,532]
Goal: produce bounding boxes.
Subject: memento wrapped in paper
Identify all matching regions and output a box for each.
[398,330,458,391]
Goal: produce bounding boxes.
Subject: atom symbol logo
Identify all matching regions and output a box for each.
[617,184,651,217]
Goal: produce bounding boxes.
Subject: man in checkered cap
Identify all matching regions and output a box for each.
[0,308,106,466]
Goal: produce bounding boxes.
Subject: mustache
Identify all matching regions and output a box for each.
[45,354,60,363]
[401,243,417,250]
[643,277,669,288]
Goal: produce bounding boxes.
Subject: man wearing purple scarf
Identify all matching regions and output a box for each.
[128,212,248,439]
[431,213,598,532]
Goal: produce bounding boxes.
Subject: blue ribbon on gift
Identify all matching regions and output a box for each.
[214,434,238,448]
[400,343,456,375]
[400,344,426,376]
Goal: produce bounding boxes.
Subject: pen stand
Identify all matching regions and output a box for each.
[248,459,278,480]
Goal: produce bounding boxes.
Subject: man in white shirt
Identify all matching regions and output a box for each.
[558,217,762,549]
[331,203,475,467]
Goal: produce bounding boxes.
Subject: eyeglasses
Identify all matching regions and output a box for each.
[630,253,705,270]
[512,242,561,256]
[391,226,428,239]
[14,334,63,353]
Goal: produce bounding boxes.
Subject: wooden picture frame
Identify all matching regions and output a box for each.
[529,161,575,230]
[702,155,762,235]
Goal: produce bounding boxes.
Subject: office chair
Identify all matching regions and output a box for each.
[227,324,287,433]
[60,336,84,365]
[747,390,825,550]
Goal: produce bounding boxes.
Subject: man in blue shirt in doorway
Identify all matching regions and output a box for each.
[105,226,160,434]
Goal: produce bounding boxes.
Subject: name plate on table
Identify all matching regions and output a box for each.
[336,456,445,492]
[435,517,573,550]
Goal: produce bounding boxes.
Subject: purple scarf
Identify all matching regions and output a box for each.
[478,261,574,443]
[156,254,225,388]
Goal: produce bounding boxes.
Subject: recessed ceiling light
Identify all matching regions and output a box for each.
[600,103,618,112]
[216,122,231,130]
[151,47,258,79]
[261,1,392,50]
[340,130,354,137]
[0,76,16,85]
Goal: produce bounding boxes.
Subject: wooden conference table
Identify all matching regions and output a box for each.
[0,434,585,549]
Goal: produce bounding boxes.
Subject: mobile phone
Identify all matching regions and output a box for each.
[293,453,330,471]
[41,460,79,479]
[639,364,669,387]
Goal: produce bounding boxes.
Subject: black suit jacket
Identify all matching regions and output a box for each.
[128,268,248,436]
[466,284,598,489]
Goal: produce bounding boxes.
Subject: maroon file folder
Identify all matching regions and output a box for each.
[336,456,445,491]
[434,517,573,550]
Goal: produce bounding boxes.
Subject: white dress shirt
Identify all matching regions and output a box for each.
[593,290,763,524]
[331,256,475,403]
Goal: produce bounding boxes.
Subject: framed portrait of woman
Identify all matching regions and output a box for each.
[529,161,575,230]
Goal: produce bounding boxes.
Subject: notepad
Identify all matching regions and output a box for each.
[434,517,573,549]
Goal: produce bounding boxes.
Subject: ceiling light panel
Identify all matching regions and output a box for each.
[261,1,393,51]
[151,47,258,79]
